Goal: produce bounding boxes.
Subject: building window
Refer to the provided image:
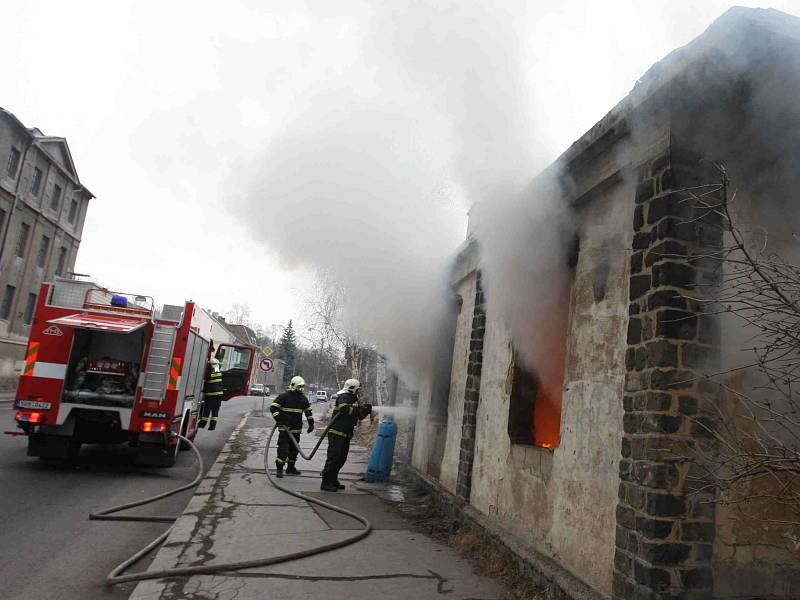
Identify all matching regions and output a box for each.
[23,293,37,325]
[68,199,78,224]
[50,184,62,211]
[507,353,566,449]
[6,147,21,178]
[30,167,43,196]
[36,235,50,268]
[0,285,15,320]
[506,238,578,450]
[15,222,30,258]
[56,246,68,276]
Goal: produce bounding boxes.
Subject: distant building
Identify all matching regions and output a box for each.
[0,109,94,393]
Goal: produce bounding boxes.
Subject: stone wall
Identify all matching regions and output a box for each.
[455,271,485,502]
[439,266,477,493]
[613,143,722,598]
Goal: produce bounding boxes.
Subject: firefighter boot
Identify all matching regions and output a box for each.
[208,417,218,431]
[276,462,284,478]
[286,463,301,476]
[198,417,208,429]
[320,481,339,492]
[335,480,346,490]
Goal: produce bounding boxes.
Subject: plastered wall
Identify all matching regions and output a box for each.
[466,181,633,594]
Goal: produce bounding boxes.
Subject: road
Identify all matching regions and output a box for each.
[0,395,269,600]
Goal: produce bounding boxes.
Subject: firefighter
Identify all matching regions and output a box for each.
[270,375,314,478]
[320,378,372,492]
[199,358,225,430]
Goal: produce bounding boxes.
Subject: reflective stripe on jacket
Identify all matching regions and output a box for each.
[270,390,313,430]
[203,370,224,397]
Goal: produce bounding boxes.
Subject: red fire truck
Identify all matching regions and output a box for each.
[10,279,256,466]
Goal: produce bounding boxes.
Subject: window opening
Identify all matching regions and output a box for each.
[56,246,67,276]
[15,223,30,257]
[507,236,578,449]
[1,285,16,320]
[36,235,50,268]
[215,345,253,396]
[50,184,62,211]
[68,199,78,224]
[6,147,21,178]
[31,167,43,196]
[23,293,37,324]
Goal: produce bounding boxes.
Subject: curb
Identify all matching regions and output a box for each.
[128,411,252,599]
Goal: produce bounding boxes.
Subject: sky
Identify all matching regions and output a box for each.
[2,0,798,352]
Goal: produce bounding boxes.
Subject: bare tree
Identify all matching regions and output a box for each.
[301,272,349,389]
[679,166,800,556]
[301,271,380,393]
[225,303,252,327]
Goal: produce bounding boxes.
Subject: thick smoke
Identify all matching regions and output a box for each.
[242,94,460,379]
[472,175,575,396]
[238,1,568,382]
[368,2,577,382]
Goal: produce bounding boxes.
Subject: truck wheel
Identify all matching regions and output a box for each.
[30,434,79,461]
[179,412,192,451]
[66,439,82,462]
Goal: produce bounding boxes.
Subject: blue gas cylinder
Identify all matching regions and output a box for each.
[365,419,397,482]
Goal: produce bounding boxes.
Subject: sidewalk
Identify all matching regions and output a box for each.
[130,412,506,600]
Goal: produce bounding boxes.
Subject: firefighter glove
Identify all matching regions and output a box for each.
[362,403,373,416]
[307,422,315,433]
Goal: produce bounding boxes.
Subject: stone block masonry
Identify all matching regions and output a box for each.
[456,271,486,502]
[614,143,723,599]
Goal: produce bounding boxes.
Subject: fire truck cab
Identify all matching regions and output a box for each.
[12,279,255,466]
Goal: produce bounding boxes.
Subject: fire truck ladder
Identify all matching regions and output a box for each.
[141,324,177,402]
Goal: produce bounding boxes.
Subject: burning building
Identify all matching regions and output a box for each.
[409,7,800,599]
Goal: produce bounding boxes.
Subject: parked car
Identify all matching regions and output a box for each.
[315,390,328,402]
[250,383,265,396]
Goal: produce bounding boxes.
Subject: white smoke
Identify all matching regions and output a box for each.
[240,91,463,379]
[237,1,566,381]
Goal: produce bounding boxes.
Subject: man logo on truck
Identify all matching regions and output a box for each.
[42,326,63,336]
[141,411,170,419]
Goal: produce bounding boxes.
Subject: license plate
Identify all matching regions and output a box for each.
[15,399,52,410]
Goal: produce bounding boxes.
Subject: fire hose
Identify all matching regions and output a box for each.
[90,411,372,586]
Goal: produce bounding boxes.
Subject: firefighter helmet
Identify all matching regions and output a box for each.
[344,378,361,394]
[209,357,220,372]
[288,376,306,391]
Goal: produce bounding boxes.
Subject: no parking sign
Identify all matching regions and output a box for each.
[259,357,274,372]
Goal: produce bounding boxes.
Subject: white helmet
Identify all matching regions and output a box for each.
[288,375,306,391]
[209,357,220,372]
[344,378,361,394]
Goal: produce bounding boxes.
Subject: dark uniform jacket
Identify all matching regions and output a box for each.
[330,391,369,437]
[203,369,224,399]
[270,391,313,433]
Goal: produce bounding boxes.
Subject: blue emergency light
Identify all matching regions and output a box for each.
[110,295,128,307]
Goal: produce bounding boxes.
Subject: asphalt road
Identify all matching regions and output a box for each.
[0,395,268,600]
